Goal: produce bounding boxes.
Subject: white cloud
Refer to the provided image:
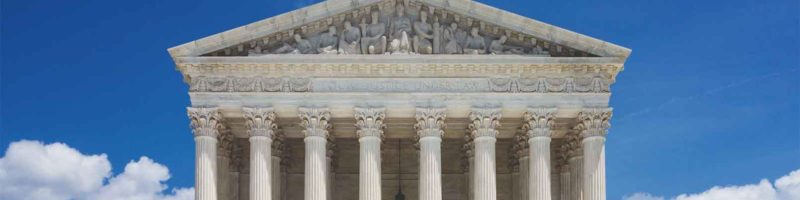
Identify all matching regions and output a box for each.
[624,169,800,200]
[0,140,193,200]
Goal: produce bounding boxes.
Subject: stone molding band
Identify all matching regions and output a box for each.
[188,76,611,93]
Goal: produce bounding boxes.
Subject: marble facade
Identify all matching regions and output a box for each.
[169,1,631,200]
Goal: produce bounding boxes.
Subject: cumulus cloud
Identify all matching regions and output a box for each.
[0,140,193,200]
[624,169,800,200]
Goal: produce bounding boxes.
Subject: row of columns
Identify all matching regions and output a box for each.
[187,106,611,200]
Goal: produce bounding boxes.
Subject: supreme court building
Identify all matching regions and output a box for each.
[167,1,631,200]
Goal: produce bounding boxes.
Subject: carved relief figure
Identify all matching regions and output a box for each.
[389,3,412,54]
[294,34,315,54]
[360,12,387,54]
[442,22,463,54]
[464,27,486,54]
[317,26,339,54]
[412,10,434,54]
[338,21,362,54]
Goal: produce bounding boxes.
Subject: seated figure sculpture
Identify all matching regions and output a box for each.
[388,3,412,54]
[338,21,361,54]
[317,26,339,54]
[412,10,434,54]
[294,34,315,54]
[360,12,387,54]
[442,22,463,54]
[464,27,486,54]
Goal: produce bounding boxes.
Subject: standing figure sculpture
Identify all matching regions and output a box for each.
[339,21,362,54]
[388,3,412,54]
[360,12,387,54]
[464,27,486,54]
[412,10,435,54]
[317,26,339,54]
[442,22,463,54]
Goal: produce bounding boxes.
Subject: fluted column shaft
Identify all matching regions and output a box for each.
[305,136,328,200]
[217,131,232,200]
[559,171,570,200]
[272,155,281,200]
[569,156,583,200]
[358,136,382,200]
[473,136,497,200]
[419,136,443,200]
[189,107,223,200]
[518,156,529,200]
[300,107,331,200]
[244,107,278,200]
[524,108,556,200]
[250,136,273,200]
[355,107,385,200]
[196,136,219,200]
[582,137,605,200]
[576,108,611,200]
[415,108,446,200]
[529,136,552,200]
[470,108,501,200]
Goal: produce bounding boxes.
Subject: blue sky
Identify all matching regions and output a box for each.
[1,0,798,199]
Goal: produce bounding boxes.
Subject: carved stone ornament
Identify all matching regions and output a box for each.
[299,107,332,137]
[414,107,446,138]
[218,127,234,157]
[354,107,386,138]
[575,108,612,138]
[201,0,592,57]
[565,133,583,158]
[187,75,609,94]
[187,107,223,138]
[468,107,502,138]
[522,107,557,138]
[243,107,278,138]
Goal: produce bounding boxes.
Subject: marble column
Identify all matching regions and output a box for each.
[271,134,284,200]
[524,108,556,200]
[300,107,331,200]
[244,107,278,200]
[576,108,612,200]
[188,107,223,200]
[566,135,583,200]
[462,133,475,200]
[218,128,234,200]
[557,146,571,200]
[355,108,386,200]
[231,144,244,200]
[511,131,528,200]
[469,108,501,200]
[414,108,446,200]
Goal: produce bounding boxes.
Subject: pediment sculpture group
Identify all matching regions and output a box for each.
[251,3,549,56]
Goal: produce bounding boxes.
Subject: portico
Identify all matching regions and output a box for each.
[169,1,629,200]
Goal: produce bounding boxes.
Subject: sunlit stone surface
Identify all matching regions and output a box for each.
[170,1,629,200]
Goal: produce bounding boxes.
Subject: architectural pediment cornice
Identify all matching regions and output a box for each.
[167,0,630,60]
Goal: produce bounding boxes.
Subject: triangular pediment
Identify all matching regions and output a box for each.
[168,0,630,59]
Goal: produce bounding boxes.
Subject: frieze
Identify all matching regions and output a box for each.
[187,76,610,93]
[179,63,622,78]
[200,0,587,57]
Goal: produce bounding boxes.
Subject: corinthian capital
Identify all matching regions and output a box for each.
[575,108,612,138]
[299,107,331,137]
[354,107,386,138]
[187,107,223,138]
[414,107,446,138]
[523,107,557,138]
[243,107,278,138]
[468,107,502,138]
